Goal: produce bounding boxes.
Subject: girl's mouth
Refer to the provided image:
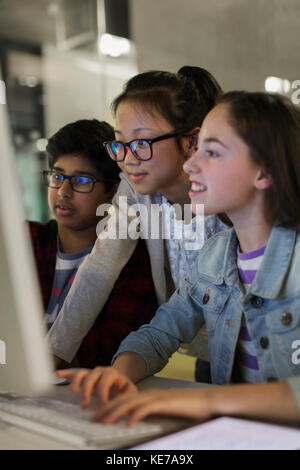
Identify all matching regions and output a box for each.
[127,172,148,183]
[189,182,207,194]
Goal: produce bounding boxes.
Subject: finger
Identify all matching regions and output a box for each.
[127,401,171,426]
[96,370,129,404]
[90,392,135,421]
[68,369,90,394]
[92,395,138,424]
[92,393,153,424]
[56,369,75,379]
[92,401,132,424]
[80,368,104,408]
[110,381,137,400]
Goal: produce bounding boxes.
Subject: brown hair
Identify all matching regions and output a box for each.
[217,91,300,227]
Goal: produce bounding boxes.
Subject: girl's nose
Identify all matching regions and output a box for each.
[123,146,141,166]
[183,150,201,175]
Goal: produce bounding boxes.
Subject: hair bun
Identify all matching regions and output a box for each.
[178,65,206,81]
[178,66,222,101]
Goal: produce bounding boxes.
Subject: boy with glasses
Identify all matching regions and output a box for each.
[29,119,158,368]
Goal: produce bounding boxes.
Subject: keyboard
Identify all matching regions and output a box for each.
[0,393,186,449]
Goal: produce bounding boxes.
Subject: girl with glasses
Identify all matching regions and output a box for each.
[59,92,300,428]
[49,67,226,372]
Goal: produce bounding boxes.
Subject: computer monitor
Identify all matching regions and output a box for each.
[0,82,53,395]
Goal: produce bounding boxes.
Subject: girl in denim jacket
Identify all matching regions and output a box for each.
[49,67,226,371]
[59,92,300,426]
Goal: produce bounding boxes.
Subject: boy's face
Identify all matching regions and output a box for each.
[48,154,112,233]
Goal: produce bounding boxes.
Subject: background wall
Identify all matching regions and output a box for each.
[0,0,299,220]
[131,0,300,92]
[43,44,137,136]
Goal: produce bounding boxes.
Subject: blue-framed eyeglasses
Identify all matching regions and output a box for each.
[43,170,116,193]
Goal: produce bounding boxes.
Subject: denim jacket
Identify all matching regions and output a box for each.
[114,224,300,385]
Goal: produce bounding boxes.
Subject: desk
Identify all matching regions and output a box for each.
[0,376,211,450]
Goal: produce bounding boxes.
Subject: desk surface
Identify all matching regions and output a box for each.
[0,376,211,450]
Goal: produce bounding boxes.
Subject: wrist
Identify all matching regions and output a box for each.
[204,385,239,417]
[203,387,224,417]
[113,352,147,383]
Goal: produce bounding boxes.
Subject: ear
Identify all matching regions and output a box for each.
[183,126,201,158]
[188,127,201,149]
[254,168,273,191]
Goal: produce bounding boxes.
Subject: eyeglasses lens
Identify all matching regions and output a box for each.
[131,140,150,160]
[108,142,125,161]
[71,176,93,192]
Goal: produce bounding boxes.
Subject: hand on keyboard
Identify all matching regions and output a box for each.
[90,388,213,426]
[56,367,138,409]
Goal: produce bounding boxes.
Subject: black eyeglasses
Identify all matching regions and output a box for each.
[103,128,192,162]
[43,170,115,193]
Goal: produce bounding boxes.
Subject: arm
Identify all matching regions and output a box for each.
[210,381,300,424]
[112,269,205,377]
[90,380,300,426]
[76,238,158,368]
[113,352,147,382]
[48,178,139,364]
[57,268,206,405]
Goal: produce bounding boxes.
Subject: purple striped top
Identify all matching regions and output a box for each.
[235,245,266,383]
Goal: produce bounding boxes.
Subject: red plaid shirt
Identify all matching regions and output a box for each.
[29,220,158,368]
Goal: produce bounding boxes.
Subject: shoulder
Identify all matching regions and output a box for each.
[28,220,41,239]
[192,228,234,279]
[201,226,233,252]
[204,215,229,236]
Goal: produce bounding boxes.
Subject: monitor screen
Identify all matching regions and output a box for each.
[0,80,53,395]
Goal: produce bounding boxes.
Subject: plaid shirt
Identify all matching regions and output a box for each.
[29,220,158,368]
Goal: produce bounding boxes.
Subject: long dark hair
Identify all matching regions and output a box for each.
[217,91,300,227]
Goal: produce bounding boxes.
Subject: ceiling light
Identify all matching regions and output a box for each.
[265,76,291,94]
[98,34,131,58]
[36,138,48,152]
[265,76,282,93]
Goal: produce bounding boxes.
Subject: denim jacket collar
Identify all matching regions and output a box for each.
[220,224,297,299]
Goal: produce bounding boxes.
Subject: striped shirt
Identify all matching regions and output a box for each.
[235,245,266,383]
[45,239,92,328]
